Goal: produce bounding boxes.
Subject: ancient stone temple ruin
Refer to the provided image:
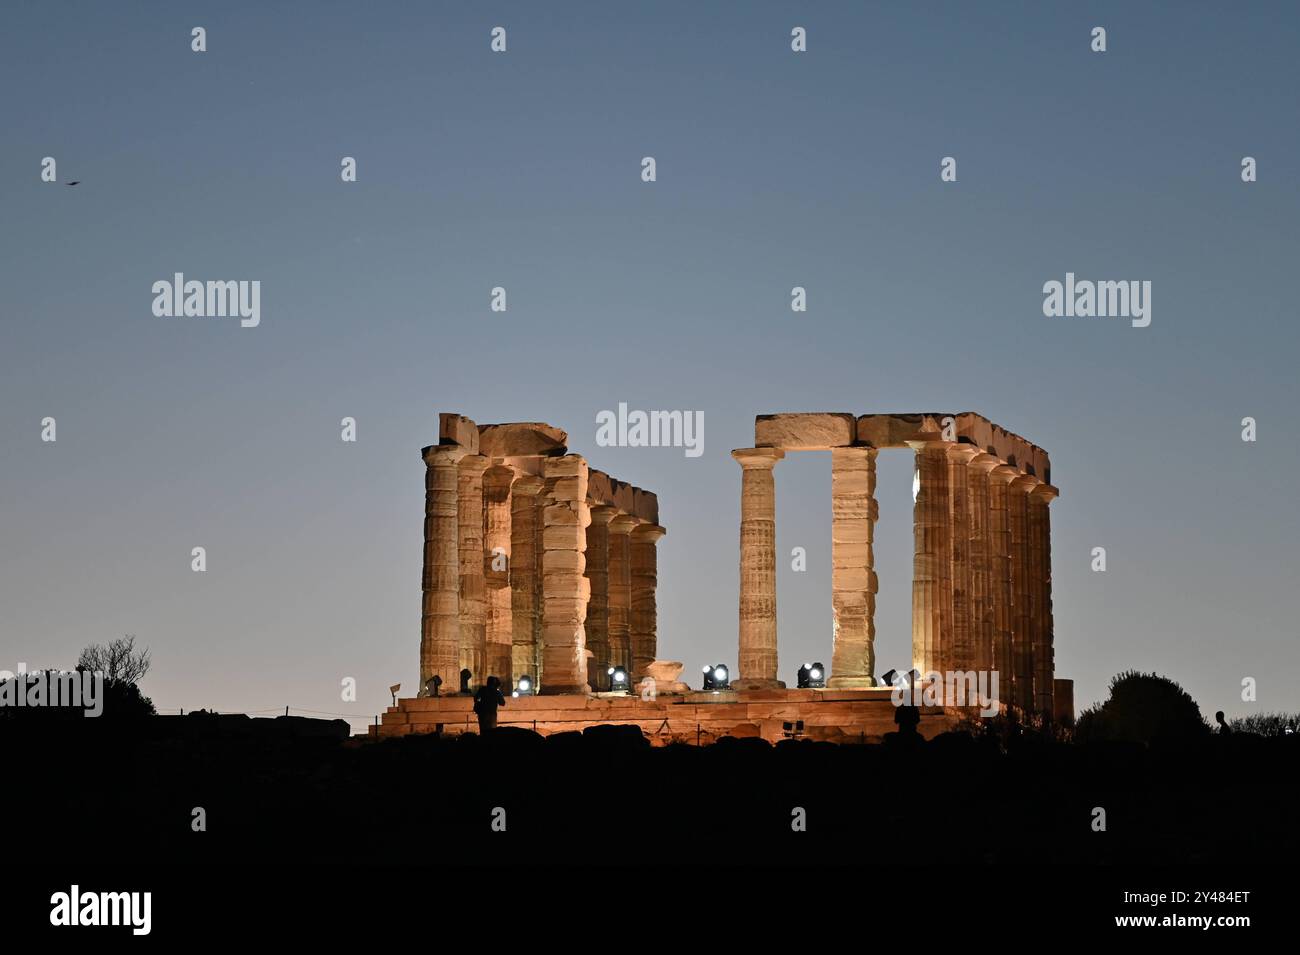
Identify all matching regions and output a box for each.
[734,412,1066,721]
[418,413,665,695]
[373,410,1069,744]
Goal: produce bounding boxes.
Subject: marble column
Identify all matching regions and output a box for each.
[1007,473,1039,714]
[908,440,952,677]
[829,447,879,688]
[607,514,637,679]
[482,465,515,686]
[988,467,1017,703]
[630,522,666,682]
[509,474,544,687]
[420,444,466,689]
[1029,483,1059,719]
[584,506,617,690]
[457,454,490,687]
[733,448,784,689]
[947,445,979,672]
[968,454,998,676]
[539,455,590,694]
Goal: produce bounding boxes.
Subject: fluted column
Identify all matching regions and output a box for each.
[539,454,590,694]
[733,448,784,689]
[968,455,999,677]
[988,467,1017,701]
[630,523,666,682]
[1029,483,1059,719]
[607,514,637,680]
[829,447,879,688]
[908,439,952,676]
[421,445,467,688]
[482,465,514,686]
[509,474,544,687]
[1007,473,1039,713]
[947,445,979,672]
[457,455,490,687]
[584,506,616,690]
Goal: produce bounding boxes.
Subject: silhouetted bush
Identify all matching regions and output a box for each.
[1229,712,1299,737]
[1074,670,1208,746]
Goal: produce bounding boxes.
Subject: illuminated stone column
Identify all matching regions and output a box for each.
[829,447,879,688]
[540,454,590,694]
[607,514,637,679]
[968,454,998,676]
[1007,473,1040,714]
[1029,483,1059,719]
[509,474,544,687]
[482,465,515,686]
[630,522,666,682]
[420,444,466,689]
[457,454,490,687]
[908,439,952,677]
[733,448,784,689]
[584,505,616,691]
[987,467,1017,702]
[947,445,979,672]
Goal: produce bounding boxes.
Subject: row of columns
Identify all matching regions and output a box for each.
[732,440,1057,718]
[420,447,665,695]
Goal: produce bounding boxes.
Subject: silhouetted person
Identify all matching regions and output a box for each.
[459,668,473,695]
[1216,710,1232,735]
[473,676,505,734]
[894,704,921,736]
[420,675,442,698]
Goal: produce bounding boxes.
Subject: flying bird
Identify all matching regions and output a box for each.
[66,181,80,186]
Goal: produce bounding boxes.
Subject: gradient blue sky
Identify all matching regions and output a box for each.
[3,1,1297,729]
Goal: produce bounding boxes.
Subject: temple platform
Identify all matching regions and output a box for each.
[367,688,965,745]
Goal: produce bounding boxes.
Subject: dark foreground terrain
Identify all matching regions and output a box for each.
[5,713,1297,865]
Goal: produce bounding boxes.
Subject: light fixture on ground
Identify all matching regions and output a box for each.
[797,662,826,689]
[702,663,730,691]
[389,683,401,706]
[514,674,534,698]
[607,666,629,692]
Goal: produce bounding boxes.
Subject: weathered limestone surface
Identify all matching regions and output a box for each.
[988,466,1017,697]
[755,413,856,450]
[968,455,998,676]
[478,422,567,459]
[607,514,637,678]
[509,474,544,686]
[829,447,878,688]
[1029,484,1058,718]
[630,523,666,681]
[439,413,480,454]
[584,506,616,690]
[947,445,978,672]
[540,455,591,694]
[733,448,784,688]
[482,465,514,685]
[421,444,466,688]
[909,439,951,677]
[457,455,490,685]
[1008,474,1038,712]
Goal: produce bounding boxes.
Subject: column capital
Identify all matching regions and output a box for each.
[511,473,545,496]
[945,443,982,464]
[631,523,666,543]
[458,453,491,474]
[732,447,784,469]
[609,513,640,535]
[905,434,954,452]
[483,464,515,492]
[1009,473,1041,494]
[988,464,1021,486]
[588,504,620,525]
[969,452,1002,473]
[1030,483,1060,504]
[422,444,468,467]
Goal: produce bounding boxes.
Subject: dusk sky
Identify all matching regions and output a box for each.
[3,1,1297,731]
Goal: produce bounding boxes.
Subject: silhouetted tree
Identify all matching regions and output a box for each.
[77,635,151,684]
[1075,670,1208,746]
